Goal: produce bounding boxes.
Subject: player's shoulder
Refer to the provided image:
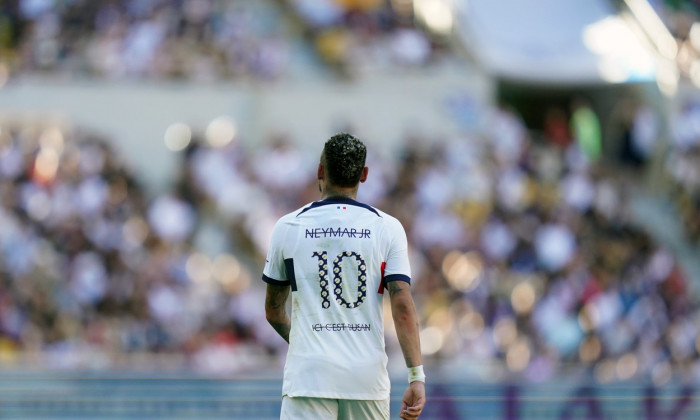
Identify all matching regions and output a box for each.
[279,198,403,230]
[372,206,393,221]
[276,203,314,224]
[374,208,405,231]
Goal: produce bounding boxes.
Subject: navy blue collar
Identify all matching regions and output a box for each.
[297,196,381,217]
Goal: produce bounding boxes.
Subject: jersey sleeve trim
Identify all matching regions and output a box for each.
[384,274,410,284]
[262,274,290,286]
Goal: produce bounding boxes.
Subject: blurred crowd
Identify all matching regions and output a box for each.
[282,0,445,76]
[1,98,697,385]
[0,0,697,392]
[2,0,293,81]
[666,97,700,246]
[0,0,444,82]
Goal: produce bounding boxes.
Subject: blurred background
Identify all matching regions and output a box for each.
[0,0,699,418]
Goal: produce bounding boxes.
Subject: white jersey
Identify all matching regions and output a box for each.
[263,197,411,400]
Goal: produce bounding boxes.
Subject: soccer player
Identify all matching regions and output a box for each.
[263,133,426,420]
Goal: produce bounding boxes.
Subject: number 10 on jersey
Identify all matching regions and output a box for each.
[313,251,368,309]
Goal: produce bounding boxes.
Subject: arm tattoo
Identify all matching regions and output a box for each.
[267,286,289,309]
[387,281,408,297]
[266,285,291,343]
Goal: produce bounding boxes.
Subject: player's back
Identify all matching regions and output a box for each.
[263,196,411,400]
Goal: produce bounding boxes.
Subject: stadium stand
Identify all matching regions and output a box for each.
[0,100,695,385]
[1,0,700,419]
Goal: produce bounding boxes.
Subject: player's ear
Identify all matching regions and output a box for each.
[359,166,369,183]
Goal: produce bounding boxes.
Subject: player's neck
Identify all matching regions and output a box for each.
[322,185,358,201]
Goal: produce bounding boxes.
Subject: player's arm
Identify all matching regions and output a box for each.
[388,280,422,367]
[262,219,291,343]
[388,280,425,420]
[265,283,291,343]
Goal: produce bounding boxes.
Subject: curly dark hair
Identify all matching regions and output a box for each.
[321,133,367,188]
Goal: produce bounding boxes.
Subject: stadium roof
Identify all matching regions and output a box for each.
[454,0,659,85]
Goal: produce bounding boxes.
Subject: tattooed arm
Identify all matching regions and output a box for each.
[388,281,421,367]
[265,284,291,343]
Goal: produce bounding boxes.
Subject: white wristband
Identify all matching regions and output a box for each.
[408,365,426,383]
